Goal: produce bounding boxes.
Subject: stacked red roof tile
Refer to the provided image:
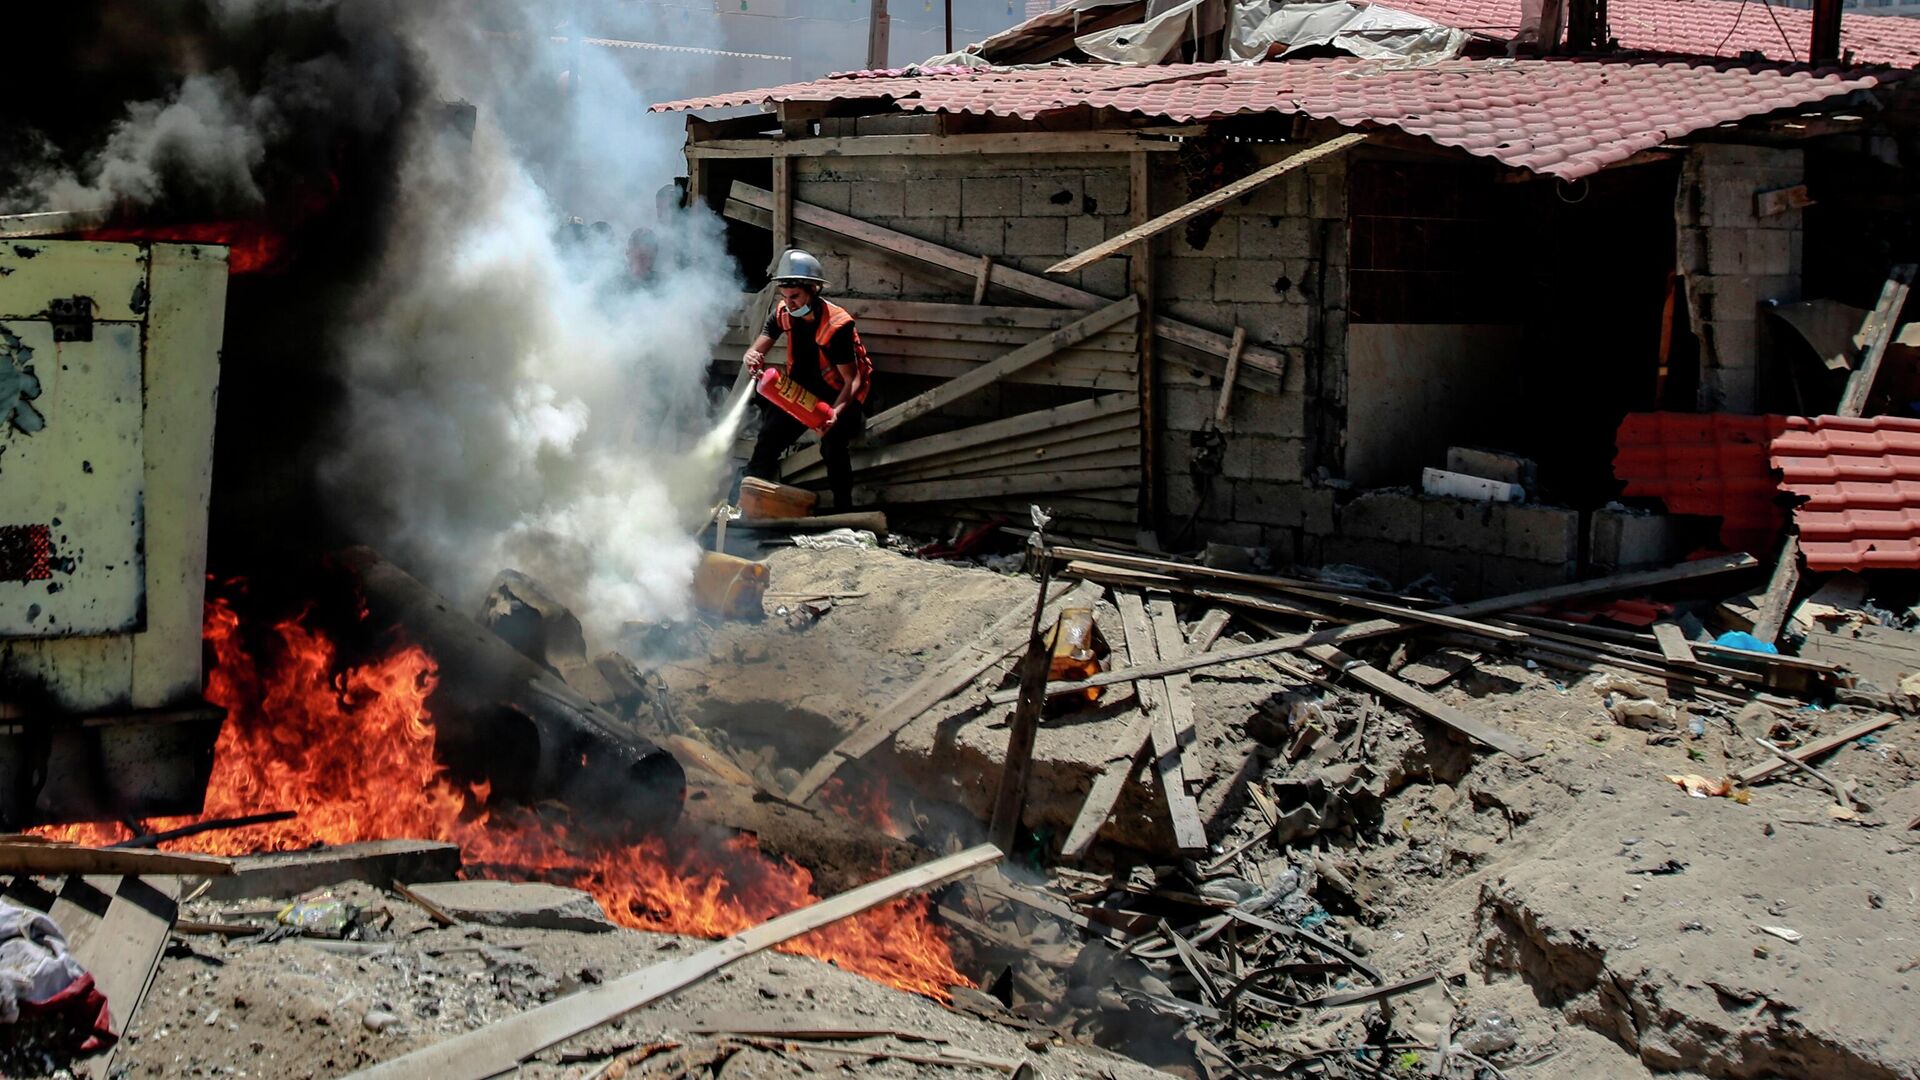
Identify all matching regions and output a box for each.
[1614,412,1791,554]
[1772,415,1920,570]
[653,58,1885,178]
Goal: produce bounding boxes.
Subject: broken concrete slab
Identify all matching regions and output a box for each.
[404,880,613,933]
[205,840,461,901]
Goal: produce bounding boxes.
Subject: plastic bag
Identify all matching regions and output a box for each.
[277,893,359,936]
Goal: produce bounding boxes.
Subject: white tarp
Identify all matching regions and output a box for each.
[1225,0,1469,62]
[1076,0,1211,64]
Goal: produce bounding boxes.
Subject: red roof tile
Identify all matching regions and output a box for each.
[653,57,1887,178]
[1771,415,1920,570]
[1381,0,1920,68]
[1614,412,1791,554]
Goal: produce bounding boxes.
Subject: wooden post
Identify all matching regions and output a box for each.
[971,254,994,305]
[1132,151,1160,534]
[1215,326,1246,428]
[772,155,793,257]
[866,0,891,69]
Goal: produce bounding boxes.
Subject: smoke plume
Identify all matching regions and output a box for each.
[3,0,749,642]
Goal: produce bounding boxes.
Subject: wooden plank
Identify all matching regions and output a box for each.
[344,846,1005,1080]
[971,253,993,305]
[723,185,1286,392]
[684,130,1186,159]
[0,842,233,877]
[1836,264,1915,416]
[1748,537,1802,647]
[1651,621,1696,665]
[787,580,1103,802]
[988,630,1051,853]
[1215,326,1246,426]
[1302,645,1545,761]
[783,394,1136,480]
[1444,553,1761,618]
[863,296,1141,439]
[1734,714,1897,784]
[1147,592,1202,784]
[1048,133,1368,274]
[852,319,1136,351]
[1113,590,1208,851]
[772,155,793,254]
[73,875,181,1079]
[1131,148,1159,532]
[867,468,1141,505]
[1755,184,1814,217]
[879,443,1138,485]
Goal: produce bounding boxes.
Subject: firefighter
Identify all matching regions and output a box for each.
[742,249,873,511]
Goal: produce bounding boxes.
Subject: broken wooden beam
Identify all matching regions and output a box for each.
[1047,133,1368,274]
[344,845,1004,1080]
[864,295,1141,440]
[0,841,233,877]
[1113,590,1208,852]
[787,579,1104,803]
[205,839,461,902]
[724,182,1285,392]
[1735,714,1897,785]
[1300,646,1544,761]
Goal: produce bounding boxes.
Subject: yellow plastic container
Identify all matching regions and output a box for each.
[693,550,770,619]
[739,477,819,520]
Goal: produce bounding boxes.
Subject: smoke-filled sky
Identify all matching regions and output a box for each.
[3,0,749,642]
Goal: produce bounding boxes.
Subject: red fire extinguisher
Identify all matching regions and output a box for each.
[756,367,834,432]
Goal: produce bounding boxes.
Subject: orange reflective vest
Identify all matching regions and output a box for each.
[775,299,872,404]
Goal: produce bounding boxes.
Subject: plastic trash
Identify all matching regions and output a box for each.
[1607,694,1677,730]
[276,893,358,936]
[1591,674,1655,700]
[1457,1011,1519,1056]
[1715,630,1780,655]
[1687,715,1707,738]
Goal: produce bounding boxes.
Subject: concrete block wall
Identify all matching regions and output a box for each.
[1158,143,1349,557]
[791,152,1138,301]
[1312,490,1580,597]
[1676,143,1807,412]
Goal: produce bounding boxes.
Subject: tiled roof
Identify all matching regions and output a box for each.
[1614,412,1791,554]
[1383,0,1920,68]
[1771,415,1920,569]
[652,57,1887,178]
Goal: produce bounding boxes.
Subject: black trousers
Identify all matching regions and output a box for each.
[745,399,866,511]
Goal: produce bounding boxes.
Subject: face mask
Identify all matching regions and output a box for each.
[788,302,813,319]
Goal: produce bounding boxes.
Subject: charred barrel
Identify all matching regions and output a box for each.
[335,547,684,828]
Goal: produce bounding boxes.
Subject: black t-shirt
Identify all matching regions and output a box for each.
[763,307,856,401]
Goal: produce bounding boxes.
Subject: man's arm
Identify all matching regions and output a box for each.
[822,328,865,429]
[744,308,783,373]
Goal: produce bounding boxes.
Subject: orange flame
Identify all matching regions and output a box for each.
[42,598,967,999]
[83,222,286,274]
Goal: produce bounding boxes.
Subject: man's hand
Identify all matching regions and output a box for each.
[743,349,766,375]
[820,404,842,433]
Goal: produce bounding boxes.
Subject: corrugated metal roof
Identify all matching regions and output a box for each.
[1772,415,1920,570]
[651,57,1886,179]
[1384,0,1920,68]
[1614,412,1791,554]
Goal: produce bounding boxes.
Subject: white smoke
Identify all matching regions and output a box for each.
[318,3,749,640]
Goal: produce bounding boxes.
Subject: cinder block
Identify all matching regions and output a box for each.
[960,177,1020,218]
[1706,228,1749,272]
[850,180,906,220]
[1421,498,1505,554]
[1308,170,1345,220]
[1161,258,1217,305]
[901,177,961,219]
[1481,555,1577,596]
[1226,392,1306,439]
[1164,384,1217,431]
[1262,525,1302,568]
[1300,485,1337,537]
[1201,520,1266,547]
[1003,217,1067,257]
[1331,537,1406,583]
[1214,259,1295,303]
[1590,507,1675,571]
[1411,547,1483,598]
[1021,176,1082,217]
[1180,215,1238,257]
[1446,447,1537,489]
[1748,229,1795,275]
[1707,364,1759,413]
[1081,170,1130,216]
[1705,179,1760,227]
[1065,213,1109,255]
[945,216,1005,258]
[1337,489,1423,544]
[815,253,852,291]
[798,180,853,214]
[1240,302,1310,347]
[1502,504,1580,564]
[1079,259,1130,300]
[1224,435,1306,481]
[848,258,902,298]
[1239,215,1312,259]
[1705,319,1758,370]
[1233,479,1309,528]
